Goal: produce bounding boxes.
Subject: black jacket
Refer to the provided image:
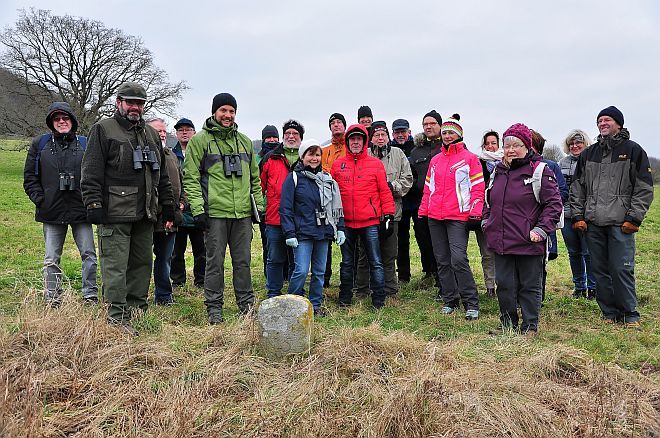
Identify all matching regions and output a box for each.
[408,137,443,203]
[23,102,87,224]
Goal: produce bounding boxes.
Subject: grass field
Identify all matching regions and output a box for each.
[0,144,658,436]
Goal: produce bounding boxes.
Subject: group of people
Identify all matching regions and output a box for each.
[23,81,654,336]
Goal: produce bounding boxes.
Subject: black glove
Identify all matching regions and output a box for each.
[161,204,175,224]
[387,182,394,193]
[194,213,209,231]
[466,216,482,231]
[379,214,395,239]
[87,206,103,224]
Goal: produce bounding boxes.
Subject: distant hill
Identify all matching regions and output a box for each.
[0,67,55,137]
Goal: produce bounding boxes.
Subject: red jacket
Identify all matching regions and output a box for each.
[260,145,296,225]
[331,124,395,228]
[418,142,484,221]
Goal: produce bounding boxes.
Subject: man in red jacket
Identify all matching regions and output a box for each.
[331,124,395,309]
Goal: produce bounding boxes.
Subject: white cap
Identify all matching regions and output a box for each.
[298,138,321,159]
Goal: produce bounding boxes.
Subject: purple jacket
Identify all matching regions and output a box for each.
[482,152,562,256]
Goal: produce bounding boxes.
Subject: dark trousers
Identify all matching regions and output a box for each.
[170,226,206,287]
[324,241,333,286]
[585,224,639,322]
[412,215,437,275]
[428,219,479,310]
[98,219,153,323]
[153,231,176,301]
[339,226,385,307]
[356,223,399,295]
[397,209,414,281]
[494,254,544,332]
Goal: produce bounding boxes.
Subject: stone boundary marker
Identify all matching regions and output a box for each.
[256,295,313,359]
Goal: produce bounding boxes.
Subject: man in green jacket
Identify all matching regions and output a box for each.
[183,93,263,324]
[81,82,175,336]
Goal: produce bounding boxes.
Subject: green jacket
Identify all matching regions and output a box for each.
[183,117,262,219]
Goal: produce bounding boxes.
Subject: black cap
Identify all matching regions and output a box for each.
[369,120,390,139]
[597,105,624,127]
[117,82,147,101]
[392,119,410,131]
[212,93,237,114]
[329,112,346,129]
[174,118,195,130]
[423,110,442,125]
[282,119,305,139]
[358,105,373,120]
[261,124,279,141]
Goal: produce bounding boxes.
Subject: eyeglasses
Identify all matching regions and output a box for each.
[568,141,584,147]
[176,127,194,133]
[503,144,525,150]
[422,122,439,127]
[284,131,300,137]
[52,115,70,122]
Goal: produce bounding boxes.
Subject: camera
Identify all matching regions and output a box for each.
[223,154,243,177]
[315,209,328,226]
[132,146,160,171]
[564,175,573,186]
[59,172,76,191]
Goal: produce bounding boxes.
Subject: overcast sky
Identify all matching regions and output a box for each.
[1,1,659,157]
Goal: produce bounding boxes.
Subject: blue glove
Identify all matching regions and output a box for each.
[285,237,299,248]
[336,230,346,246]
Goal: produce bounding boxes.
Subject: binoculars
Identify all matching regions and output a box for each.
[59,172,76,191]
[132,146,160,171]
[315,209,328,226]
[224,154,243,177]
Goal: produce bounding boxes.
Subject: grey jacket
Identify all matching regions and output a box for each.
[568,129,653,227]
[368,144,413,221]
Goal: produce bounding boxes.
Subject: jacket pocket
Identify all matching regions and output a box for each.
[108,186,138,217]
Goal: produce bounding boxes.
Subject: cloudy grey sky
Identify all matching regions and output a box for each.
[1,1,659,157]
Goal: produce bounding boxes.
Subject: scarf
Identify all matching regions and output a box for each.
[478,148,504,173]
[298,168,344,237]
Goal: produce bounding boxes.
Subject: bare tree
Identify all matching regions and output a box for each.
[0,8,188,133]
[543,144,565,163]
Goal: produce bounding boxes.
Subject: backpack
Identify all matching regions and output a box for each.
[486,161,564,229]
[34,133,87,175]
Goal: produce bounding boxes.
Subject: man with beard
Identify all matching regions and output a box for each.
[569,106,654,327]
[81,82,174,336]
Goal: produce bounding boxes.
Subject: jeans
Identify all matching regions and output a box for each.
[204,217,254,316]
[265,225,293,297]
[585,224,639,322]
[428,219,479,310]
[495,254,544,332]
[288,239,329,309]
[170,226,206,287]
[42,223,97,301]
[339,225,385,307]
[153,231,176,301]
[561,223,596,290]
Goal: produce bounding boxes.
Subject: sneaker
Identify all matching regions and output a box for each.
[83,296,99,306]
[587,289,596,300]
[572,289,587,299]
[208,313,224,325]
[465,309,479,320]
[108,319,139,337]
[155,296,176,306]
[623,321,641,329]
[441,306,455,315]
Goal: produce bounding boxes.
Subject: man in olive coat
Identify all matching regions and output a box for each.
[81,82,174,335]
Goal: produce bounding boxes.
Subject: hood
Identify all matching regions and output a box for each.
[203,116,238,140]
[344,124,369,158]
[46,102,78,133]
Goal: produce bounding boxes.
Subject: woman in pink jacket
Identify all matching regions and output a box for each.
[419,115,484,320]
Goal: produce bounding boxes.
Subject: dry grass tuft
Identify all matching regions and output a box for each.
[1,300,658,437]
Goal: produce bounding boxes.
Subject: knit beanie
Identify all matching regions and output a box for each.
[282,119,305,139]
[369,120,390,139]
[298,138,321,159]
[357,105,373,120]
[261,125,279,141]
[503,123,532,150]
[329,112,346,129]
[597,106,624,127]
[440,114,463,138]
[423,110,442,125]
[211,93,237,114]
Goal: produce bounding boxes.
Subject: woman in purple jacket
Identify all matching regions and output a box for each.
[482,123,563,336]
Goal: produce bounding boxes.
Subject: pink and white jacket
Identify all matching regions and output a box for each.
[418,142,484,221]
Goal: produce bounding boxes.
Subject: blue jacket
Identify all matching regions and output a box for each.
[279,169,344,241]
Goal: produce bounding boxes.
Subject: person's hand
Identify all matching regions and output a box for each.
[285,237,299,248]
[621,221,639,234]
[336,230,346,246]
[529,230,543,242]
[161,204,175,224]
[164,221,174,232]
[379,214,395,238]
[194,213,209,231]
[86,206,103,224]
[466,216,482,231]
[572,220,587,232]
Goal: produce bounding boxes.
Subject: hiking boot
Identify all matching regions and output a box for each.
[107,318,139,337]
[572,289,586,299]
[83,296,99,306]
[486,288,496,297]
[522,329,538,338]
[587,289,596,300]
[313,307,328,318]
[623,321,641,329]
[465,309,479,320]
[441,306,455,315]
[208,313,224,325]
[323,279,331,288]
[602,318,616,325]
[155,296,176,306]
